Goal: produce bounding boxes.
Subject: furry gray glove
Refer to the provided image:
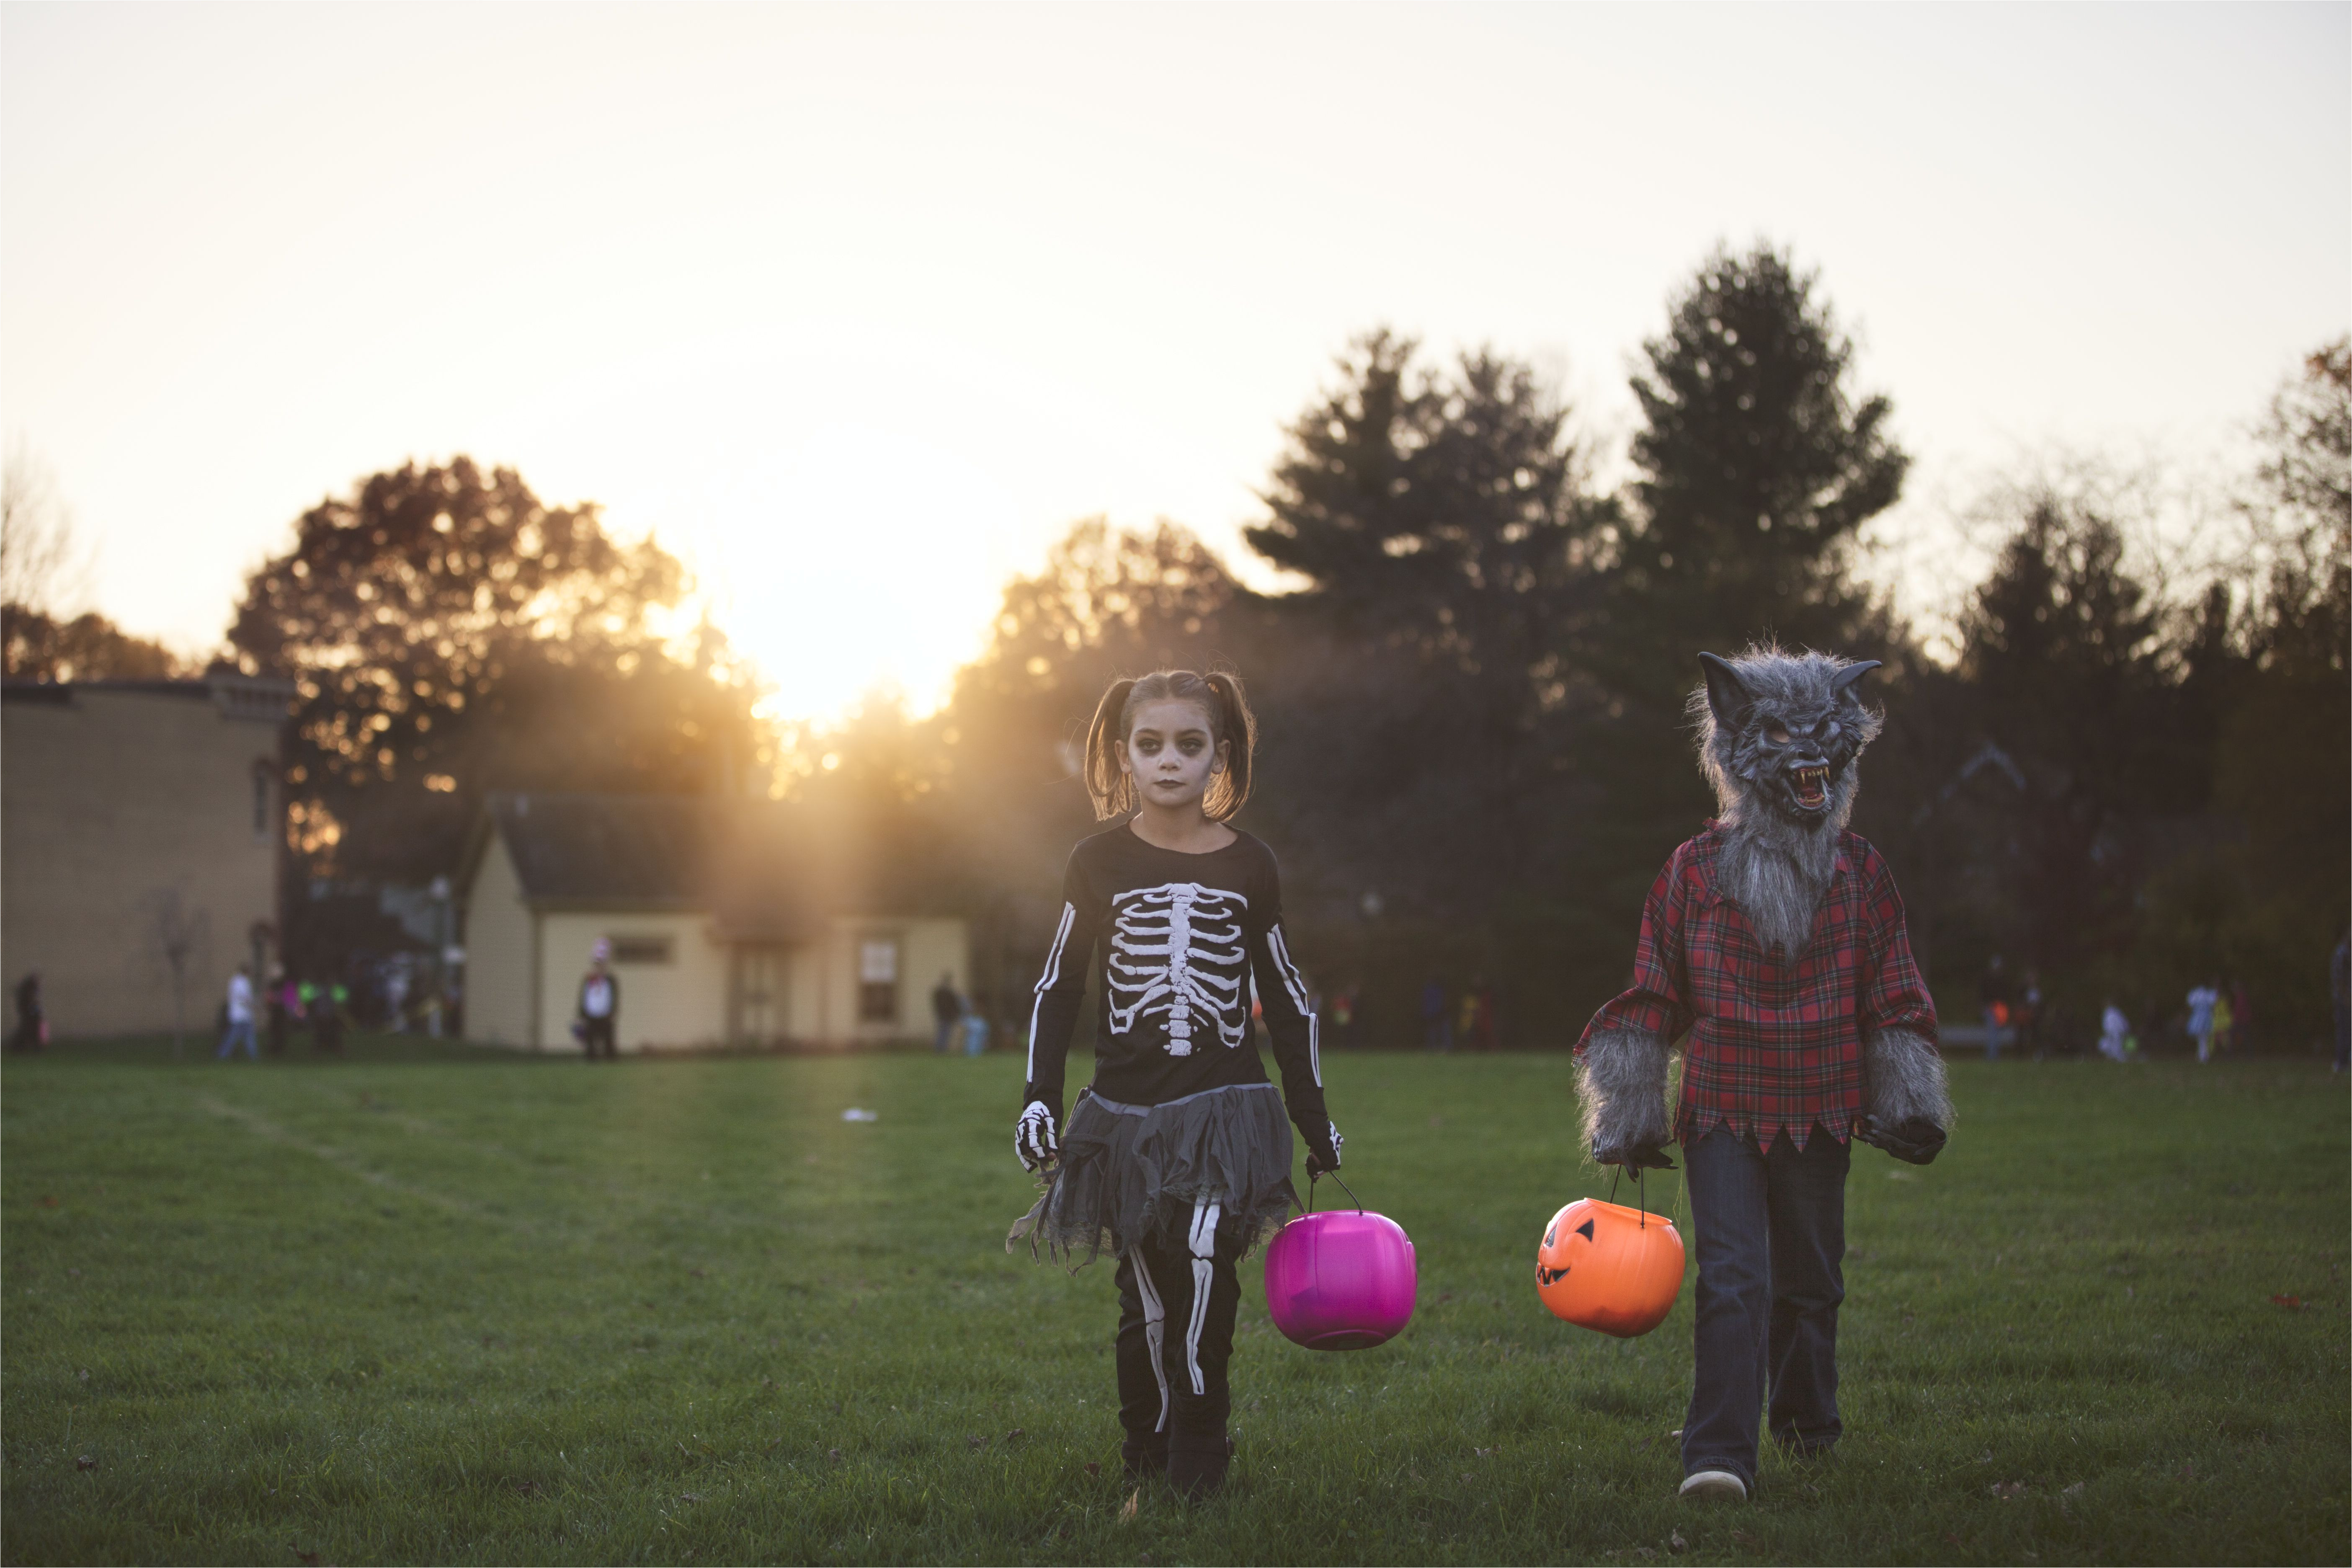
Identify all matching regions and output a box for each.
[1577,1028,1675,1175]
[1861,1029,1955,1150]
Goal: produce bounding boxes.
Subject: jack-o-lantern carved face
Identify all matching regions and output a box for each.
[1535,1199,1683,1338]
[1535,1215,1596,1287]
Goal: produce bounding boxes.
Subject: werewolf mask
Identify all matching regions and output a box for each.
[1689,647,1885,953]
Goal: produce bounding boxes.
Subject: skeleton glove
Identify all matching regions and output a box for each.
[1014,1100,1060,1172]
[1303,1119,1344,1178]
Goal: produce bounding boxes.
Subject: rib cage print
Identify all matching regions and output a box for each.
[1106,882,1250,1055]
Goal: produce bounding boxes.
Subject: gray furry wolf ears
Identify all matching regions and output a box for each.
[1695,650,1880,735]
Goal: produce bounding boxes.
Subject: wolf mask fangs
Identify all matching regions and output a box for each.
[1689,646,1884,954]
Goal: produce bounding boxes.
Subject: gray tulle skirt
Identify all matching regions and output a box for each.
[1008,1082,1300,1269]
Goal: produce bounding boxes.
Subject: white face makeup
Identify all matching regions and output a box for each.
[1118,697,1225,816]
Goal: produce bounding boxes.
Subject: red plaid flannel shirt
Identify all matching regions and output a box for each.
[1577,824,1936,1150]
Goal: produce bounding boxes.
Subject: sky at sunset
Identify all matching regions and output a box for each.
[4,3,2345,719]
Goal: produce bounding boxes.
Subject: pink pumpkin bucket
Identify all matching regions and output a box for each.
[1263,1176,1417,1351]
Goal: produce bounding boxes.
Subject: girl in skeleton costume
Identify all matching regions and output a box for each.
[1009,669,1341,1501]
[1576,647,1953,1505]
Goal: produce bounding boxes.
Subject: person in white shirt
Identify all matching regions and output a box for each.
[2098,1001,2130,1063]
[2186,982,2220,1064]
[214,965,258,1061]
[577,940,619,1061]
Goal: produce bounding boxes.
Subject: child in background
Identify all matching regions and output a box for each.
[2099,1001,2130,1063]
[1008,668,1341,1500]
[2187,981,2220,1063]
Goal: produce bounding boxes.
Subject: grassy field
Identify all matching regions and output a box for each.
[3,1038,2346,1566]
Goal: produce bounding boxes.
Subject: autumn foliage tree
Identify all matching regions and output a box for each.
[228,458,763,894]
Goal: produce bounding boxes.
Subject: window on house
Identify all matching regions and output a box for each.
[858,938,900,1023]
[607,934,675,965]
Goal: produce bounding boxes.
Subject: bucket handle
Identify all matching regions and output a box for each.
[1305,1170,1364,1215]
[1606,1163,1655,1229]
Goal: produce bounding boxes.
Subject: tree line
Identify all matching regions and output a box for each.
[10,243,2341,1049]
[814,247,2345,1051]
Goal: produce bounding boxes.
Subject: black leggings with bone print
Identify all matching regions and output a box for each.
[1113,1195,1245,1496]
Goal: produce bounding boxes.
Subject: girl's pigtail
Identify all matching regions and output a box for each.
[1202,669,1256,820]
[1083,678,1139,820]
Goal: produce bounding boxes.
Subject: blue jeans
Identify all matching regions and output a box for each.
[934,1019,958,1054]
[215,1017,258,1060]
[962,1016,990,1056]
[1681,1124,1849,1489]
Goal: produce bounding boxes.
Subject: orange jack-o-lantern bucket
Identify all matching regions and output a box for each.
[1535,1197,1686,1338]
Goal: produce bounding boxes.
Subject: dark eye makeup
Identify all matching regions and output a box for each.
[1131,730,1210,756]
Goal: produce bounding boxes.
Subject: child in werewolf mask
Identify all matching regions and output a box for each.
[1575,646,1952,1504]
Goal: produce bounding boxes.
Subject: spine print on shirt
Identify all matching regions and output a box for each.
[1106,882,1250,1055]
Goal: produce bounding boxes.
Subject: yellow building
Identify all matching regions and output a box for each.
[457,792,968,1052]
[0,673,291,1038]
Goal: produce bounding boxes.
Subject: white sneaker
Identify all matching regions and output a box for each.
[1679,1470,1748,1503]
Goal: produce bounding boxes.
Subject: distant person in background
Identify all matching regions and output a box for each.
[215,965,258,1060]
[2331,931,2349,1073]
[2185,980,2220,1064]
[932,972,963,1054]
[2227,979,2251,1054]
[1456,985,1481,1052]
[8,972,45,1053]
[2209,987,2234,1059]
[1979,954,2011,1062]
[2098,1001,2130,1063]
[2019,969,2045,1061]
[578,940,619,1061]
[383,960,411,1033]
[1421,977,1451,1052]
[962,1005,991,1057]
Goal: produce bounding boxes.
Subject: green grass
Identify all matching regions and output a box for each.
[4,1038,2346,1565]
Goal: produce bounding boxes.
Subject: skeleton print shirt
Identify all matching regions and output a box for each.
[1022,824,1328,1135]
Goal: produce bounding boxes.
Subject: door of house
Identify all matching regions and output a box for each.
[730,945,788,1044]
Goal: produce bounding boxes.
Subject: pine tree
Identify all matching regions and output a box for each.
[1622,242,1908,660]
